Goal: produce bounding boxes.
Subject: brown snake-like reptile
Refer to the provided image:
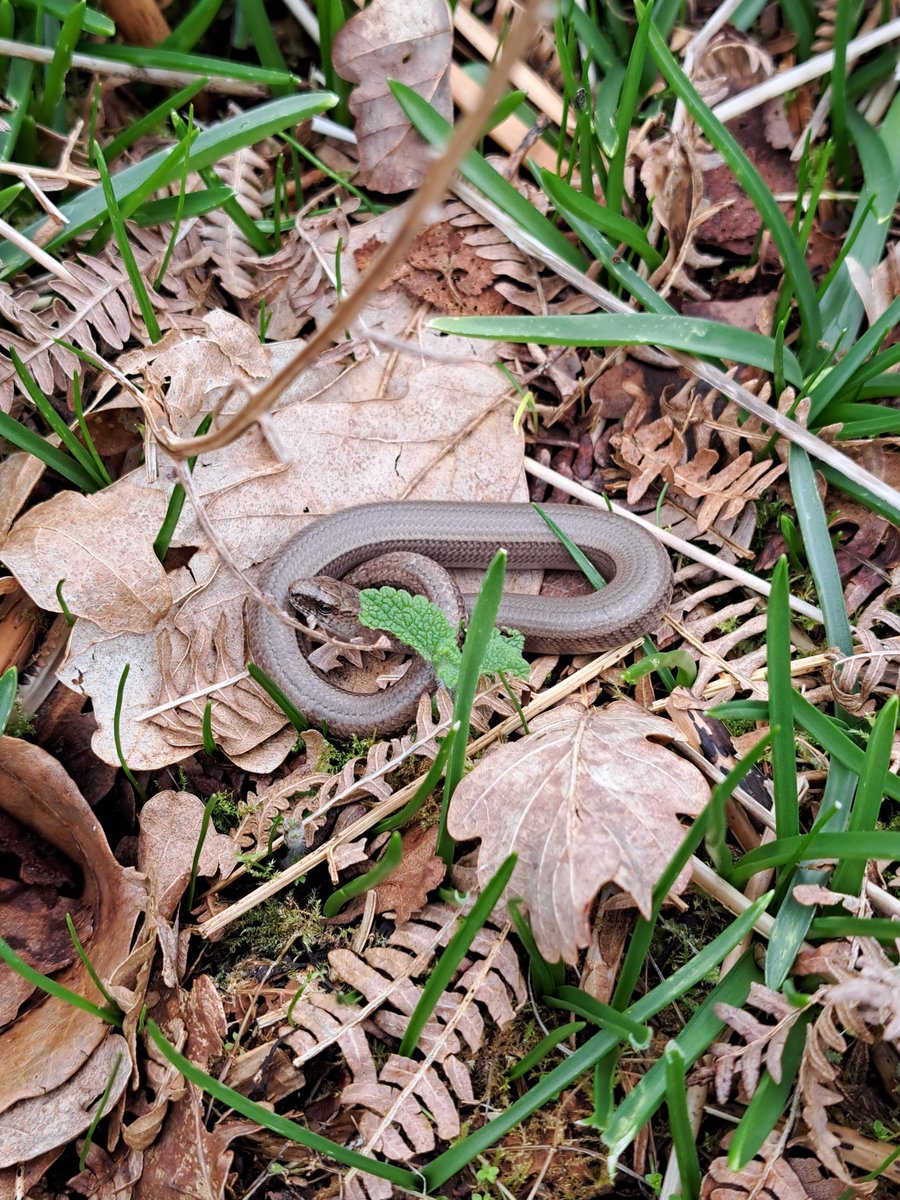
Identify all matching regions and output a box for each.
[247,501,673,736]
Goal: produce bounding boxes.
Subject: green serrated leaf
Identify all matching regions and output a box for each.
[481,627,529,679]
[358,586,460,665]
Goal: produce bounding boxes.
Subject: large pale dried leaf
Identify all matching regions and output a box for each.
[447,701,710,963]
[333,0,452,193]
[1,483,172,634]
[60,550,296,772]
[138,791,237,919]
[0,739,145,1160]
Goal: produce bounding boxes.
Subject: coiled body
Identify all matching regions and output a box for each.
[247,501,673,735]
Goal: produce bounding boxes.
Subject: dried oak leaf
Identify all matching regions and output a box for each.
[327,824,444,925]
[0,738,145,1166]
[0,482,172,634]
[138,791,236,920]
[333,0,452,193]
[447,701,709,964]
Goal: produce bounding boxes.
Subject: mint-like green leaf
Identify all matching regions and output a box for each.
[358,587,462,686]
[357,587,528,690]
[481,628,529,679]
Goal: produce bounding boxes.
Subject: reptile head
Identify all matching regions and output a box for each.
[288,575,366,640]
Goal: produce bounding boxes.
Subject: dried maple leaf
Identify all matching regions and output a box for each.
[333,0,453,193]
[447,701,710,964]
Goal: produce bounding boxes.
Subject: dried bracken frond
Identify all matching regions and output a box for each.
[812,1,839,53]
[826,631,900,715]
[711,982,807,1103]
[233,903,524,1178]
[702,1139,845,1199]
[195,146,269,298]
[612,392,784,534]
[0,230,212,413]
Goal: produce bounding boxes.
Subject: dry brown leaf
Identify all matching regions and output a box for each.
[138,791,237,920]
[0,738,145,1164]
[702,1141,845,1199]
[446,701,710,963]
[327,824,445,925]
[1,482,172,633]
[333,0,453,193]
[195,147,267,299]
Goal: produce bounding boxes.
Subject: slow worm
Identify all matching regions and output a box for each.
[247,502,673,735]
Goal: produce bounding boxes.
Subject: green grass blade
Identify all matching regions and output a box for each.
[375,722,459,833]
[431,313,801,384]
[8,348,107,487]
[398,854,516,1057]
[809,916,900,941]
[0,933,122,1025]
[767,558,798,840]
[104,78,208,161]
[605,0,654,217]
[728,1012,813,1168]
[93,142,161,343]
[132,184,234,226]
[646,18,821,359]
[664,1043,701,1200]
[730,830,900,888]
[806,294,900,422]
[0,94,337,274]
[146,1020,419,1186]
[829,695,898,896]
[508,1021,585,1081]
[788,446,852,655]
[16,0,113,36]
[539,175,674,312]
[815,462,900,528]
[323,832,403,918]
[613,730,772,1009]
[71,372,111,486]
[548,987,651,1048]
[601,948,765,1172]
[818,93,900,352]
[765,759,855,989]
[0,665,16,734]
[828,0,854,182]
[713,692,900,806]
[538,169,663,268]
[246,662,309,732]
[0,409,99,491]
[0,59,36,163]
[82,42,295,85]
[163,0,225,52]
[36,0,85,128]
[437,548,508,866]
[389,82,587,271]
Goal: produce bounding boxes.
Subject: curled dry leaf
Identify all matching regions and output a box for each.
[333,0,453,193]
[447,700,710,964]
[0,738,146,1166]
